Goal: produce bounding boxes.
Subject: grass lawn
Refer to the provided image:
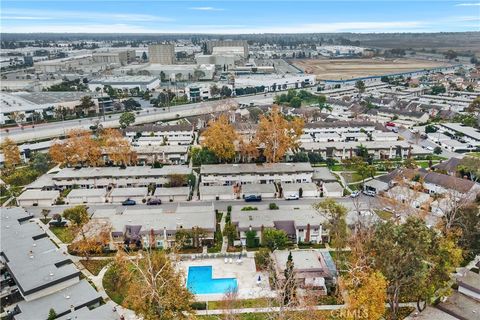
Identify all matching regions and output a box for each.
[466,152,480,158]
[50,226,77,243]
[207,298,276,310]
[103,266,127,305]
[375,209,394,220]
[329,164,345,171]
[80,259,113,276]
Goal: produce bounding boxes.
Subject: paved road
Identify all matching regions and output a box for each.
[25,195,381,223]
[1,93,277,143]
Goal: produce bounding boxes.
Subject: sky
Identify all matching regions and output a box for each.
[1,0,479,34]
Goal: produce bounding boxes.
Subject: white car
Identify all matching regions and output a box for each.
[363,190,376,197]
[350,191,360,198]
[285,194,299,200]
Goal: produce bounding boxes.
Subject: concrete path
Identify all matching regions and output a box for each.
[196,302,418,316]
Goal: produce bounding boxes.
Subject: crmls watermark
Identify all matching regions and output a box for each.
[330,309,369,319]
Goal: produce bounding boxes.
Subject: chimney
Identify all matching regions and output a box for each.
[305,224,311,243]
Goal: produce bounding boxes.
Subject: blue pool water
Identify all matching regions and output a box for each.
[187,266,238,294]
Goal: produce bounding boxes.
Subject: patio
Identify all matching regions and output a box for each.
[179,257,275,301]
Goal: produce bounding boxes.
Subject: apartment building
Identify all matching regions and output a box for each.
[125,124,194,146]
[301,140,428,160]
[303,121,377,142]
[231,205,329,244]
[51,165,191,189]
[439,123,480,148]
[134,145,189,165]
[200,163,315,186]
[0,208,117,320]
[364,108,429,127]
[106,205,215,249]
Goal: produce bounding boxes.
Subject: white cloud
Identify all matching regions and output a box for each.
[189,7,224,11]
[2,21,430,34]
[1,9,173,22]
[455,3,480,6]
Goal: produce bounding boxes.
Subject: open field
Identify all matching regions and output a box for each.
[292,58,450,80]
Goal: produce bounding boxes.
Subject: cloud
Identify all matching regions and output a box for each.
[1,9,173,22]
[1,21,430,34]
[455,3,480,6]
[189,7,224,11]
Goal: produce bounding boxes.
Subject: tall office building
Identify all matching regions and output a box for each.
[148,44,175,64]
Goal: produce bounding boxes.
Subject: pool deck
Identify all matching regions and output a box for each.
[180,257,275,301]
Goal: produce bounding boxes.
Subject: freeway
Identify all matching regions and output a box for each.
[1,92,276,143]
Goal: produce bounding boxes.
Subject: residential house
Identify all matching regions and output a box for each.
[106,205,216,249]
[16,190,59,207]
[110,187,148,204]
[231,205,328,245]
[271,250,335,294]
[52,166,191,189]
[154,187,190,202]
[66,188,107,204]
[200,163,314,186]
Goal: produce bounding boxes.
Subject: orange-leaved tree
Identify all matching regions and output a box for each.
[49,129,102,167]
[1,137,21,170]
[99,128,136,165]
[255,106,304,163]
[201,114,238,162]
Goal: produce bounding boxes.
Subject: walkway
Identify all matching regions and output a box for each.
[196,302,418,316]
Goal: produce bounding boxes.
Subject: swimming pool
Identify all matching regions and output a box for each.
[186,266,238,294]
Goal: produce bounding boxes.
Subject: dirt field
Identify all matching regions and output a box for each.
[292,58,450,80]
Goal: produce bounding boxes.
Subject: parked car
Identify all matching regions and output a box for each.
[350,191,360,198]
[147,198,162,205]
[363,190,376,197]
[122,199,136,206]
[285,194,299,200]
[244,195,262,202]
[386,122,395,127]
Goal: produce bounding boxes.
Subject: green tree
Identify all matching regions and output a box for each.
[283,252,297,306]
[63,205,89,228]
[245,229,257,248]
[119,111,135,128]
[458,156,480,182]
[47,308,57,320]
[124,98,141,111]
[31,152,51,173]
[433,146,443,154]
[367,217,462,318]
[355,80,366,93]
[313,199,348,267]
[289,96,302,108]
[190,147,218,166]
[224,223,237,246]
[262,228,288,251]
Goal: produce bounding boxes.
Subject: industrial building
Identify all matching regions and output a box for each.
[148,43,175,64]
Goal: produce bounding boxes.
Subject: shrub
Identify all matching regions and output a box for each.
[190,302,207,310]
[241,206,258,211]
[269,203,279,210]
[255,248,271,270]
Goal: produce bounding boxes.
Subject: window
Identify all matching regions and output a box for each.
[298,229,304,232]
